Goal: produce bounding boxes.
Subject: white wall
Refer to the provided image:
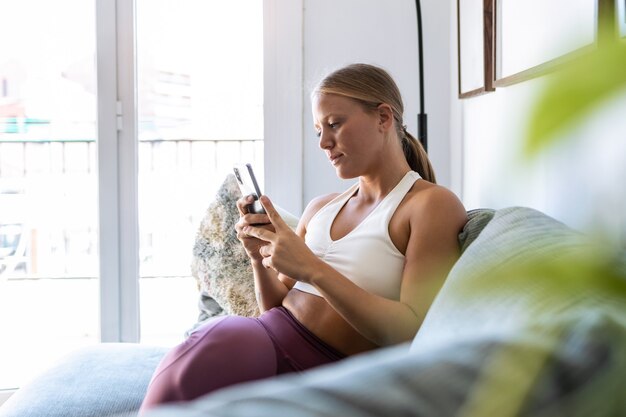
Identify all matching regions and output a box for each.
[264,0,457,215]
[264,0,304,216]
[457,52,626,243]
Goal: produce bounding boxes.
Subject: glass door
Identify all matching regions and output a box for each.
[0,0,99,389]
[136,0,264,345]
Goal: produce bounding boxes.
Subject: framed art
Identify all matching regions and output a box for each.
[457,0,495,98]
[493,0,597,87]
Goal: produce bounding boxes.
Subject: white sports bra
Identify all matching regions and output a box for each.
[293,171,422,300]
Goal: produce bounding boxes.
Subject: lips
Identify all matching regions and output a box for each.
[329,153,343,166]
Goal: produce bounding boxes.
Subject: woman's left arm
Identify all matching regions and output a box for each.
[244,191,467,347]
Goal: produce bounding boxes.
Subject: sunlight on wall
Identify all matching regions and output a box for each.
[462,79,626,245]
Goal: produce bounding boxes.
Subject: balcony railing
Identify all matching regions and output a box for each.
[0,137,263,280]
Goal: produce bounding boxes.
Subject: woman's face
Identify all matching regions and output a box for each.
[312,93,385,179]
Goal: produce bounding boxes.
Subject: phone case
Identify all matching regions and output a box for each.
[233,163,266,214]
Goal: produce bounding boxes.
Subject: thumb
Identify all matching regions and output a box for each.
[259,195,289,231]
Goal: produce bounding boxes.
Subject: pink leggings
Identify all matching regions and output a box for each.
[140,306,345,412]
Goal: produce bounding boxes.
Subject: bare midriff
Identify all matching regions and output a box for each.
[282,288,379,356]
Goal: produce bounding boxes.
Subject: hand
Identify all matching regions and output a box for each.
[243,195,322,282]
[235,195,273,262]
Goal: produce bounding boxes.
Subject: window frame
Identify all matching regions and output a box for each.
[96,0,140,342]
[95,0,304,343]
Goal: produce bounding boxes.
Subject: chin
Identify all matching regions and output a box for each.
[335,166,359,180]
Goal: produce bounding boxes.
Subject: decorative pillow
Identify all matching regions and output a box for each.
[191,174,299,324]
[458,208,495,253]
[191,174,260,319]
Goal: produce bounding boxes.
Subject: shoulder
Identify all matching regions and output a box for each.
[296,193,341,236]
[408,181,462,209]
[405,181,467,232]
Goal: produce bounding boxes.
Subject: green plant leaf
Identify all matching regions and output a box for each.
[525,40,626,157]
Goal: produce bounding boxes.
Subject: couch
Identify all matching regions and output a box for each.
[1,196,624,416]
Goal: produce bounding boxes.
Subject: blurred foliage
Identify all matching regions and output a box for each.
[460,244,626,417]
[468,18,626,414]
[525,28,626,156]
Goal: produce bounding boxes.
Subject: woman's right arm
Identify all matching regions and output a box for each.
[235,194,335,312]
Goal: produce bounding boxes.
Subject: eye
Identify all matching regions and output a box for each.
[328,121,339,129]
[314,129,321,137]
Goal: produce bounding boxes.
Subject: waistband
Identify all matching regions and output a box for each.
[258,306,347,362]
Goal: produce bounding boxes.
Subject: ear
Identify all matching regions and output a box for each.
[376,103,394,131]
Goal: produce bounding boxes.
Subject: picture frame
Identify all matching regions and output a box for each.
[457,0,495,98]
[493,0,598,87]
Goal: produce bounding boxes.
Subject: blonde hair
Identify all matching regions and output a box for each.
[312,63,436,183]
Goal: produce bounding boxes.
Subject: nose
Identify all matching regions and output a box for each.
[318,129,333,150]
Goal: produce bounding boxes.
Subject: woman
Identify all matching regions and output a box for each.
[140,63,467,412]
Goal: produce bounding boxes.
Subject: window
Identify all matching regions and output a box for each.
[0,0,99,389]
[0,0,264,390]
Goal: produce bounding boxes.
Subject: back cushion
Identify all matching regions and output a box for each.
[458,208,495,253]
[411,206,593,353]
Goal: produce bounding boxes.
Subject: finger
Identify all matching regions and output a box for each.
[259,196,289,231]
[236,195,255,216]
[262,256,275,271]
[244,225,277,243]
[236,229,251,240]
[234,219,249,235]
[236,220,260,238]
[242,213,271,226]
[258,244,273,258]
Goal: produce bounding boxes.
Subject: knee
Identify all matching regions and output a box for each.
[142,316,277,408]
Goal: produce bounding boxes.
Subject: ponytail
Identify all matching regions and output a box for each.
[401,127,436,183]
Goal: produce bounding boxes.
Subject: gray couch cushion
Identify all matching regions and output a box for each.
[411,206,610,353]
[0,343,167,417]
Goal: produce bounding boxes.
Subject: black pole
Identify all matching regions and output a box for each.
[415,0,428,152]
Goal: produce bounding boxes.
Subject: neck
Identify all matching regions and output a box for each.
[354,132,411,203]
[357,164,412,203]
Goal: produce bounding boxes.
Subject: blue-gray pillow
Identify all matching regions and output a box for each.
[0,344,168,417]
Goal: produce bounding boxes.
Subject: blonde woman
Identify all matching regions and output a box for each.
[141,63,467,412]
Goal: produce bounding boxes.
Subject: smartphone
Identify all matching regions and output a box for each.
[233,163,266,214]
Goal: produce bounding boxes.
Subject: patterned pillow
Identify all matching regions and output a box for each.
[191,174,260,319]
